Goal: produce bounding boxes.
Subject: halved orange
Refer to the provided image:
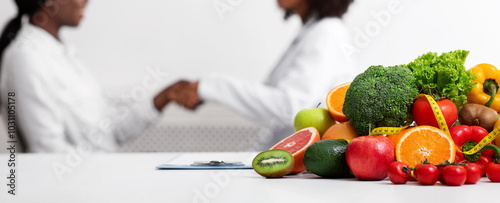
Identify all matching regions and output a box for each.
[391,126,455,168]
[270,127,320,174]
[326,82,350,122]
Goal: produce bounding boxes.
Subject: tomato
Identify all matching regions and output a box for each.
[477,156,492,175]
[387,161,411,184]
[414,164,439,185]
[442,165,467,186]
[464,163,482,184]
[436,163,450,184]
[486,162,500,182]
[413,97,457,129]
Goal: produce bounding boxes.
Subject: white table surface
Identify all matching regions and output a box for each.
[1,152,499,203]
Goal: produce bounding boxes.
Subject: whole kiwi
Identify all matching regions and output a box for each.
[459,103,498,131]
[252,149,294,178]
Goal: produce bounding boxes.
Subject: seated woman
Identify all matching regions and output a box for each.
[0,0,188,152]
[177,0,357,150]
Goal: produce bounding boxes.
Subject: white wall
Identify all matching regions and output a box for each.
[0,0,300,95]
[343,0,500,69]
[1,0,500,151]
[1,0,498,97]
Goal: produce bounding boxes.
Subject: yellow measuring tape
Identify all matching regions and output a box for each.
[417,94,451,136]
[460,126,500,155]
[419,94,499,155]
[371,126,408,135]
[371,94,500,156]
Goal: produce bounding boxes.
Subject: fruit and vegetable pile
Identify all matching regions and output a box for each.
[252,50,500,186]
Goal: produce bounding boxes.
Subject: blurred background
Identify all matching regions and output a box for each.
[0,0,499,152]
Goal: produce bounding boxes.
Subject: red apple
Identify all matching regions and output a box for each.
[346,136,395,180]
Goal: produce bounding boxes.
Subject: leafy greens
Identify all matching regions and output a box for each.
[405,50,476,109]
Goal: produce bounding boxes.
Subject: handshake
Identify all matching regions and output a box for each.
[155,80,202,110]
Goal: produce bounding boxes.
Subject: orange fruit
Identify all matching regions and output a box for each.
[270,127,321,174]
[326,82,350,122]
[392,126,455,168]
[386,127,414,147]
[321,121,359,141]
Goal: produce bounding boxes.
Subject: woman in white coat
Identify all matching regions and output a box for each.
[0,0,183,152]
[181,0,357,150]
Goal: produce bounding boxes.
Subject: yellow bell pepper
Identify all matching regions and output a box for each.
[467,63,500,112]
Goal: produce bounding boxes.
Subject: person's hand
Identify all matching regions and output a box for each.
[170,80,201,110]
[154,80,202,111]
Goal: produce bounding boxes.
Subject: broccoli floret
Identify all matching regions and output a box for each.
[343,65,419,135]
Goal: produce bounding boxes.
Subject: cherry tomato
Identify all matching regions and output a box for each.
[464,163,482,184]
[437,165,447,184]
[412,97,457,129]
[477,156,492,175]
[442,165,467,186]
[486,162,500,182]
[414,164,439,185]
[387,161,411,184]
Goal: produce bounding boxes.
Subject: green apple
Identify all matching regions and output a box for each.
[294,108,336,137]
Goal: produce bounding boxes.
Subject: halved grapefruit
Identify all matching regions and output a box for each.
[270,127,321,174]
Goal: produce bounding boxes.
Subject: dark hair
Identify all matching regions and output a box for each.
[285,0,354,20]
[0,0,47,63]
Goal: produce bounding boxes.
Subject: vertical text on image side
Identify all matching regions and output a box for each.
[6,91,17,195]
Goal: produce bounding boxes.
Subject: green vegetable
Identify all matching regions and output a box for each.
[343,65,419,135]
[405,50,476,109]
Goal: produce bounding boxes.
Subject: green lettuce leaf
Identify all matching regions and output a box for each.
[405,50,476,109]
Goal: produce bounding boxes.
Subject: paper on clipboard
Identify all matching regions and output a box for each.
[156,153,255,170]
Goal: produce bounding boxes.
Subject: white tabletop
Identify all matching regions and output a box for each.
[1,152,499,203]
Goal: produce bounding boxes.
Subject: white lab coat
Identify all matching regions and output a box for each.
[0,21,160,153]
[198,16,357,150]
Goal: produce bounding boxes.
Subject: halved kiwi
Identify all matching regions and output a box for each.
[252,149,294,178]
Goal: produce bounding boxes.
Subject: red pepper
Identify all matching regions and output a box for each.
[449,125,500,174]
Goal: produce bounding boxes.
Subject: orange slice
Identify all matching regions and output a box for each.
[391,126,455,168]
[270,127,320,174]
[326,82,350,122]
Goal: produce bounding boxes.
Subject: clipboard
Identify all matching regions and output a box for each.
[156,160,253,170]
[156,155,253,170]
